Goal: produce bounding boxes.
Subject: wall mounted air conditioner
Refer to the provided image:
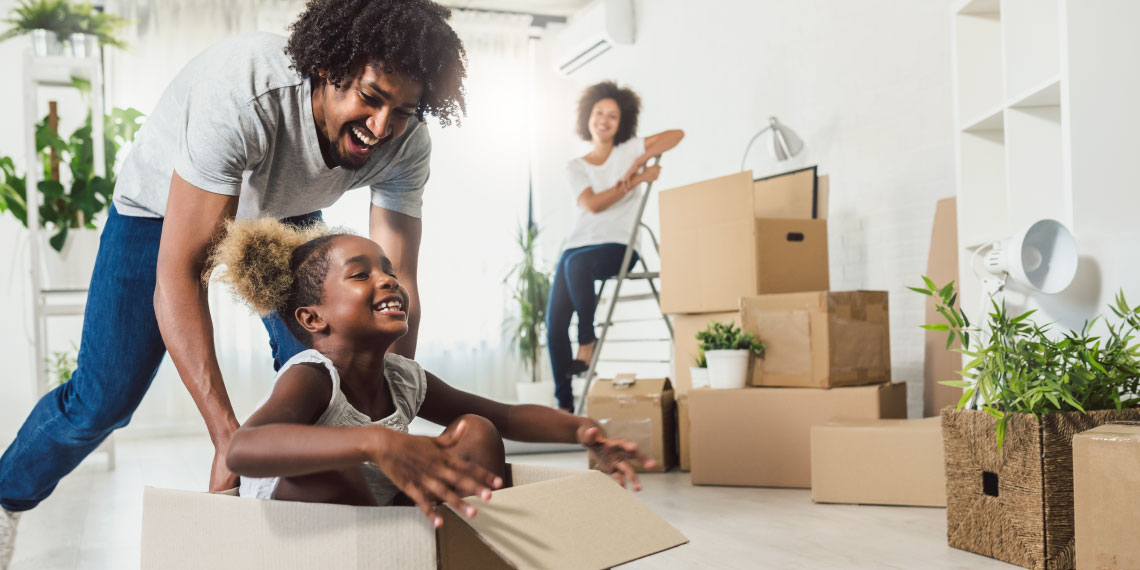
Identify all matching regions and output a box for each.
[554,0,634,76]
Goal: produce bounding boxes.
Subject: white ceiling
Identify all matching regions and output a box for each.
[438,0,591,17]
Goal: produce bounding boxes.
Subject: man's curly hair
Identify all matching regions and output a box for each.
[209,218,352,347]
[576,81,641,145]
[286,0,467,127]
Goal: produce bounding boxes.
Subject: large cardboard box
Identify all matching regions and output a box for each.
[659,171,829,314]
[141,465,687,570]
[677,394,691,472]
[924,197,962,416]
[740,291,891,388]
[586,375,676,472]
[689,382,906,488]
[671,310,739,395]
[810,418,946,507]
[1073,423,1140,570]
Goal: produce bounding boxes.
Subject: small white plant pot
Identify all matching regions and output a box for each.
[40,228,101,290]
[689,366,710,389]
[30,29,63,56]
[705,349,751,389]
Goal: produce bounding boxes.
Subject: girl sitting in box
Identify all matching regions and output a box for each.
[213,219,652,527]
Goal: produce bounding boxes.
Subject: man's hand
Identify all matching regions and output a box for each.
[370,420,503,528]
[577,425,656,491]
[210,441,240,493]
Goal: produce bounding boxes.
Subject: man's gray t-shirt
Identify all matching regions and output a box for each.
[113,32,430,220]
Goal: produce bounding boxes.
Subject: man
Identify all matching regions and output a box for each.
[0,1,466,566]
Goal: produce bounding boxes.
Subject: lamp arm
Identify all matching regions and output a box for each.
[739,125,773,172]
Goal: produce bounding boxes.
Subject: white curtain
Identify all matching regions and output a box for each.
[103,1,543,435]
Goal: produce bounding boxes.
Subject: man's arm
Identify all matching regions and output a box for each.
[154,171,239,492]
[370,204,422,358]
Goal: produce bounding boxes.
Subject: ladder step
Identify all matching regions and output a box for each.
[599,293,658,303]
[42,304,86,316]
[598,358,671,363]
[41,287,88,295]
[597,338,671,343]
[620,272,659,279]
[596,317,668,326]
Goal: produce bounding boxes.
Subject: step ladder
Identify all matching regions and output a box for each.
[573,157,673,415]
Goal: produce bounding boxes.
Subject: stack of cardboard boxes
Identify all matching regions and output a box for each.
[659,168,918,491]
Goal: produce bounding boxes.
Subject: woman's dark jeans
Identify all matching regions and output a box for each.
[544,243,638,410]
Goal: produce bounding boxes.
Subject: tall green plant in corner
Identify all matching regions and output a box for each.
[503,223,551,383]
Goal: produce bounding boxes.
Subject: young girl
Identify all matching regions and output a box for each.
[214,218,652,528]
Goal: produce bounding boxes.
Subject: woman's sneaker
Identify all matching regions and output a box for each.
[0,508,19,570]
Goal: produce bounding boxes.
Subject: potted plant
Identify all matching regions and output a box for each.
[63,2,128,57]
[503,223,553,405]
[695,320,765,389]
[689,349,709,389]
[912,277,1140,570]
[46,344,77,388]
[1,0,70,55]
[0,87,144,288]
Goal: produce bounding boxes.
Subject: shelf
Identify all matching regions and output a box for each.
[1008,76,1061,108]
[954,8,1003,125]
[26,55,101,87]
[1005,104,1065,231]
[957,0,999,15]
[1002,0,1061,100]
[960,106,1004,132]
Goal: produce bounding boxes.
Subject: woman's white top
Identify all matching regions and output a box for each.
[238,349,428,505]
[562,137,646,251]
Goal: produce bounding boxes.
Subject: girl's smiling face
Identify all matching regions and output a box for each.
[297,235,409,344]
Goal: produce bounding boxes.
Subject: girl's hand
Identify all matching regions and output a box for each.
[576,425,656,491]
[637,164,661,185]
[370,421,503,528]
[619,159,645,188]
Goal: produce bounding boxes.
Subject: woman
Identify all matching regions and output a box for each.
[546,81,684,412]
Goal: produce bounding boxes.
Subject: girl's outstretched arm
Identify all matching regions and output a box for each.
[418,372,656,489]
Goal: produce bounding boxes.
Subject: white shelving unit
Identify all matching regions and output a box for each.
[951,0,1140,328]
[22,51,114,470]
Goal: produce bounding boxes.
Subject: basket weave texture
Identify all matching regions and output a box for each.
[941,407,1140,570]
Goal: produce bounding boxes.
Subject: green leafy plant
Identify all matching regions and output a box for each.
[0,0,70,40]
[696,320,766,357]
[911,276,1140,449]
[0,84,144,251]
[45,343,78,388]
[692,348,707,368]
[1,0,129,48]
[503,224,552,383]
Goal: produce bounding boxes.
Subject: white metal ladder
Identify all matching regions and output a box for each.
[573,156,673,415]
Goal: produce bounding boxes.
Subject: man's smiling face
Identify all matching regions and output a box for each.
[312,63,424,170]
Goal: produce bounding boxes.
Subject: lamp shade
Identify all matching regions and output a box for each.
[983,219,1078,294]
[740,116,804,171]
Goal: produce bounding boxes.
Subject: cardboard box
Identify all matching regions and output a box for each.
[752,166,827,219]
[141,465,687,570]
[586,375,676,472]
[677,394,691,472]
[1074,423,1140,570]
[740,291,891,388]
[671,310,739,395]
[689,382,906,488]
[659,170,830,314]
[924,197,963,416]
[810,417,946,507]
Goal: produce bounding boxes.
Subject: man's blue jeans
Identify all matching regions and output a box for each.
[0,206,316,512]
[544,243,638,410]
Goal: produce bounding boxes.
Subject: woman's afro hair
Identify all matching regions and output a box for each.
[286,0,468,127]
[576,80,641,145]
[208,218,351,347]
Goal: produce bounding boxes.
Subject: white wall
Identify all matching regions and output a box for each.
[534,0,958,416]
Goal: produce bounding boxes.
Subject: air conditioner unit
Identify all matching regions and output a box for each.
[554,0,634,76]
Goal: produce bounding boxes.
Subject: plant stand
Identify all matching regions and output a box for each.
[941,407,1140,569]
[22,50,115,471]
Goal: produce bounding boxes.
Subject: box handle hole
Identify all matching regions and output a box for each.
[785,232,805,242]
[982,471,999,497]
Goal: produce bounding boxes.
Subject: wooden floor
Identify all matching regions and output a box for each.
[7,435,1015,570]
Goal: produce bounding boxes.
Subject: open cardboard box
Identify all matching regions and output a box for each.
[658,170,829,314]
[141,464,687,569]
[586,375,676,472]
[1073,423,1140,570]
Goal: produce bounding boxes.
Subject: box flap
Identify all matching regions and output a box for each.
[437,471,687,570]
[752,166,818,219]
[586,377,672,401]
[1076,423,1140,441]
[141,487,435,570]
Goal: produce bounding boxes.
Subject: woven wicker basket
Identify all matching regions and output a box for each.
[941,407,1140,569]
